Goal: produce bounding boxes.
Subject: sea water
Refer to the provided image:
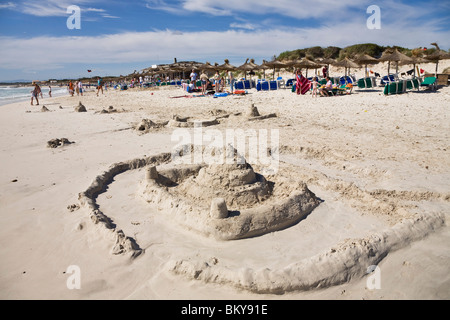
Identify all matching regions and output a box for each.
[0,85,69,106]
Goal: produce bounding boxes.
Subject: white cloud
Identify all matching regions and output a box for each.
[86,8,106,13]
[20,1,68,17]
[230,22,257,30]
[0,2,16,9]
[101,14,120,19]
[145,0,184,15]
[1,21,449,72]
[16,1,118,19]
[164,0,372,20]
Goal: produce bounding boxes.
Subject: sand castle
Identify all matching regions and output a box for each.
[135,104,277,134]
[75,144,446,294]
[138,146,320,240]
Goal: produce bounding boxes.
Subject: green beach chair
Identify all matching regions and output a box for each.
[397,81,404,94]
[357,78,366,89]
[365,77,373,88]
[388,82,398,95]
[406,80,413,90]
[412,78,420,90]
[420,77,437,91]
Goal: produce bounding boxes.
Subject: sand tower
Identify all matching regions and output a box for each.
[139,146,320,240]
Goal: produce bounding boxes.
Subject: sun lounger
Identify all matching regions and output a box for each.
[420,77,437,91]
[286,78,295,88]
[404,78,422,92]
[383,82,398,95]
[276,77,285,88]
[269,80,278,90]
[357,77,375,89]
[380,74,396,86]
[235,81,244,90]
[257,81,270,91]
[397,80,405,94]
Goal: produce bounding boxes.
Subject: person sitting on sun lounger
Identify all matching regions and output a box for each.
[320,77,333,96]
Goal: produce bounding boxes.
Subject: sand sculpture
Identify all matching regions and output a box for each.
[76,145,445,294]
[47,138,74,148]
[136,118,169,132]
[135,104,277,134]
[40,105,50,112]
[138,146,320,240]
[74,101,87,112]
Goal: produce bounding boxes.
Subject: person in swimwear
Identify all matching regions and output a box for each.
[31,83,41,105]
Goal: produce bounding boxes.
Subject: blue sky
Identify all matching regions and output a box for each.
[0,0,449,82]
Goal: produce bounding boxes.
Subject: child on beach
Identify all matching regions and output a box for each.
[311,77,319,98]
[68,81,74,96]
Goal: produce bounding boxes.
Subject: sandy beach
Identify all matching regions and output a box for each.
[0,61,449,301]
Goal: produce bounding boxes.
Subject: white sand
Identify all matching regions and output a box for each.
[0,61,449,300]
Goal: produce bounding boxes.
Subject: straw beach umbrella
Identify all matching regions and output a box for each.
[424,50,450,77]
[282,58,301,74]
[238,58,256,79]
[354,54,379,77]
[248,58,259,70]
[295,57,320,78]
[333,57,360,76]
[262,59,287,80]
[379,48,413,75]
[259,60,271,79]
[217,59,236,71]
[399,56,426,78]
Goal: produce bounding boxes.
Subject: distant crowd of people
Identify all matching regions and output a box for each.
[30,64,332,106]
[188,69,235,95]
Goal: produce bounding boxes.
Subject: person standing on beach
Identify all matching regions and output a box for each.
[96,77,103,96]
[322,65,328,78]
[311,77,319,98]
[190,69,197,89]
[214,71,221,93]
[76,81,80,96]
[48,85,52,98]
[78,80,83,96]
[68,81,74,97]
[228,70,235,93]
[295,69,311,95]
[30,83,41,105]
[200,71,208,95]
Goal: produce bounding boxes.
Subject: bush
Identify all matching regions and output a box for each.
[340,43,385,58]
